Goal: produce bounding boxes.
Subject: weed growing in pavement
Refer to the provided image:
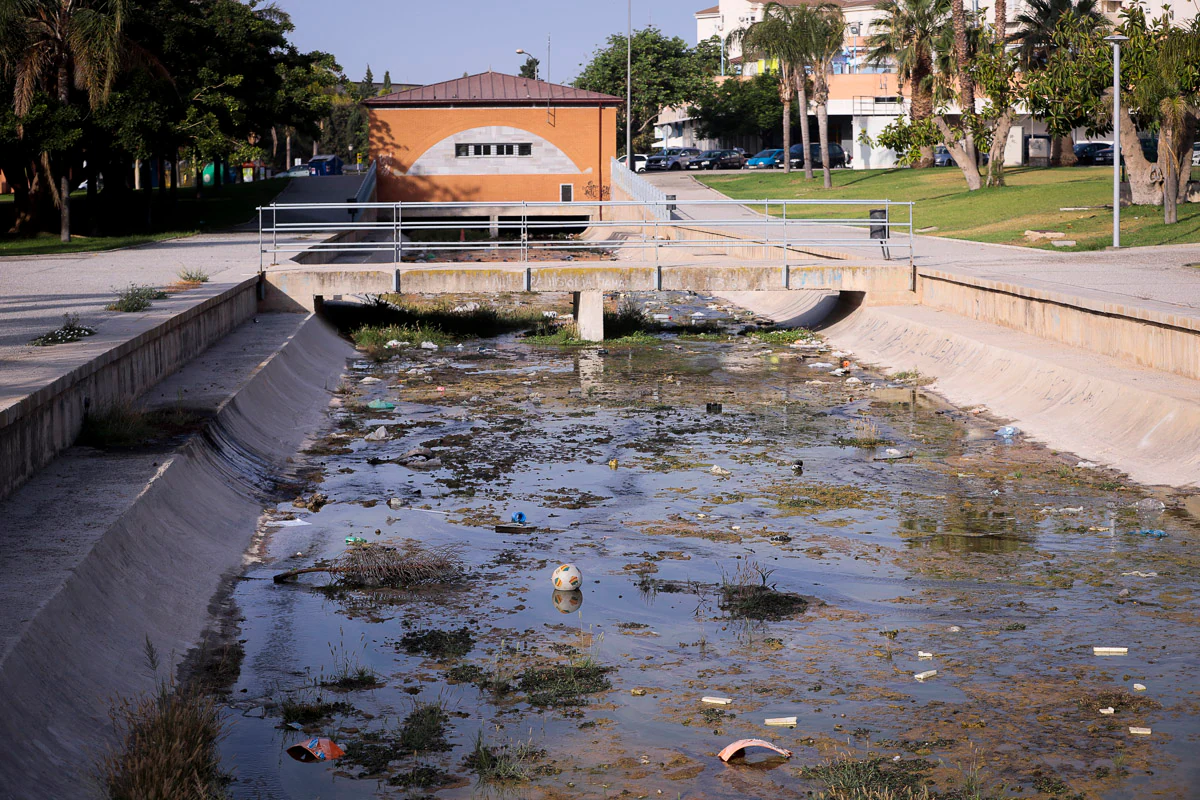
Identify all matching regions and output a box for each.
[106,283,167,312]
[178,267,210,283]
[29,313,96,346]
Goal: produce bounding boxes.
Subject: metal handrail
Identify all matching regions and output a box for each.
[256,196,915,272]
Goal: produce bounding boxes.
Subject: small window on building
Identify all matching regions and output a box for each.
[455,143,533,157]
[560,184,573,203]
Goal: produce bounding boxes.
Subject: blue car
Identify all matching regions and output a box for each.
[746,149,784,169]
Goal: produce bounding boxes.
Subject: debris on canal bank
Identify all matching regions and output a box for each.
[272,541,464,588]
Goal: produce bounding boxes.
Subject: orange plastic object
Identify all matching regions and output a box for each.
[717,738,793,762]
[286,737,346,763]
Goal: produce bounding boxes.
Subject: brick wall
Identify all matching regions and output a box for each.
[369,105,616,203]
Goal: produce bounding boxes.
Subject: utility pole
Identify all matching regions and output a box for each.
[627,0,633,156]
[1105,34,1128,249]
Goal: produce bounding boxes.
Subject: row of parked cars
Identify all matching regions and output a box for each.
[620,143,851,173]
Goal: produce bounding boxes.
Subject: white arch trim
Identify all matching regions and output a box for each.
[401,126,585,176]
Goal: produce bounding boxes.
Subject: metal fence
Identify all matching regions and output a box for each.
[257,196,914,270]
[350,161,377,222]
[610,158,671,220]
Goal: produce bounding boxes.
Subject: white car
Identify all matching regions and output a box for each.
[618,154,648,173]
[1192,142,1200,166]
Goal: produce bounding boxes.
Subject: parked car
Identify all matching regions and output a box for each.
[1073,141,1112,166]
[1193,141,1200,166]
[689,149,744,170]
[1092,139,1157,167]
[788,142,849,169]
[746,148,785,169]
[280,165,311,178]
[933,145,954,167]
[617,154,648,172]
[645,147,701,171]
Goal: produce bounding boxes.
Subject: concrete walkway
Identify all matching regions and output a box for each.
[0,174,365,364]
[647,172,1200,321]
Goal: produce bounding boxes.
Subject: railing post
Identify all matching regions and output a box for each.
[271,204,277,266]
[258,206,263,273]
[522,202,528,262]
[782,200,788,287]
[394,203,402,265]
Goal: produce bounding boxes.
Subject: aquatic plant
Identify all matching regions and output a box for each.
[279,695,354,725]
[719,560,808,620]
[466,731,543,783]
[272,541,465,588]
[398,626,475,660]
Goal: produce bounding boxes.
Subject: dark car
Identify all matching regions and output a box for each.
[645,147,701,171]
[788,142,849,169]
[1073,142,1112,166]
[1092,139,1156,167]
[689,149,744,170]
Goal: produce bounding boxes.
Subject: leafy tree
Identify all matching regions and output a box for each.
[381,70,392,95]
[1009,0,1108,164]
[1,0,129,240]
[729,3,809,174]
[692,72,790,144]
[575,26,717,153]
[519,55,539,80]
[867,0,950,167]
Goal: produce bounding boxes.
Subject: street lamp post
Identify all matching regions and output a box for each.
[627,0,633,158]
[1105,34,1129,249]
[515,48,537,79]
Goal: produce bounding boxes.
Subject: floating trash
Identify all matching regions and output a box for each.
[703,696,733,705]
[914,670,938,682]
[287,737,345,763]
[710,465,732,477]
[1099,707,1115,715]
[344,536,367,545]
[364,426,389,441]
[1129,727,1152,736]
[718,739,792,762]
[511,511,527,524]
[553,563,583,590]
[366,399,396,410]
[1093,647,1128,656]
[995,426,1020,439]
[1126,529,1167,538]
[764,716,797,727]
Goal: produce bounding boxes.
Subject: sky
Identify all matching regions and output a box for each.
[272,0,705,87]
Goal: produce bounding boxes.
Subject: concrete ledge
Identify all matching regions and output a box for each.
[0,277,259,499]
[0,315,351,797]
[917,268,1200,380]
[825,304,1200,488]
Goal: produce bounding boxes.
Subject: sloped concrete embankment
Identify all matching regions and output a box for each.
[0,316,351,799]
[823,305,1200,488]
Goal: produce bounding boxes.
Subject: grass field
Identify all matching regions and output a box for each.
[0,178,288,257]
[698,166,1200,251]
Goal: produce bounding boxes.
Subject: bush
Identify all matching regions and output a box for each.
[29,313,96,346]
[106,284,167,312]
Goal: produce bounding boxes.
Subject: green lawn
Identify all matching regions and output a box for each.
[698,167,1200,251]
[0,178,288,257]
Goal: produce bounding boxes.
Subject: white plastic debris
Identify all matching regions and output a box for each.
[652,313,671,321]
[918,651,933,659]
[1121,571,1158,578]
[1133,683,1147,692]
[359,376,382,384]
[1093,647,1128,656]
[1129,727,1152,736]
[995,426,1020,439]
[830,368,847,377]
[710,465,732,477]
[364,425,389,441]
[1076,461,1099,468]
[914,670,938,682]
[703,697,733,705]
[267,518,311,527]
[1099,707,1115,715]
[947,626,962,633]
[1134,498,1165,512]
[542,310,558,319]
[420,341,439,351]
[764,717,797,726]
[808,362,834,369]
[845,377,862,385]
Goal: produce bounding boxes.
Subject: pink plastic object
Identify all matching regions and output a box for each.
[718,738,793,762]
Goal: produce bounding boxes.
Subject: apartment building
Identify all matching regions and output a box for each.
[660,0,1184,167]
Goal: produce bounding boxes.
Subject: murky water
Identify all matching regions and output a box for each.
[217,295,1200,799]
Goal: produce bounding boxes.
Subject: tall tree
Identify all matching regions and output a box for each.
[867,0,950,167]
[807,3,846,189]
[2,0,129,241]
[730,2,809,174]
[949,0,975,163]
[1009,0,1107,165]
[575,27,717,154]
[518,55,539,79]
[381,70,391,95]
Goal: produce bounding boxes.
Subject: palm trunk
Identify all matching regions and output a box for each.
[1051,134,1077,167]
[1162,123,1179,224]
[987,109,1013,187]
[796,76,814,180]
[781,85,792,174]
[951,0,976,165]
[286,130,292,168]
[911,66,935,168]
[816,96,832,190]
[58,64,71,243]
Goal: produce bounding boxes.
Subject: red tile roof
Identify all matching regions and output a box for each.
[364,71,623,107]
[696,4,720,13]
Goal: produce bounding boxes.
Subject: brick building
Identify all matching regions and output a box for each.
[365,71,621,204]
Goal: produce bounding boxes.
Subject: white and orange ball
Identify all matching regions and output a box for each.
[552,563,583,591]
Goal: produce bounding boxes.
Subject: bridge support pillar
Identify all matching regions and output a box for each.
[489,215,500,238]
[573,290,604,342]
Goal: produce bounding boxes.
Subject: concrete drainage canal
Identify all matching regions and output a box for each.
[7,291,1200,799]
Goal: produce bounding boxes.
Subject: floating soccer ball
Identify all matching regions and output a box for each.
[552,563,583,590]
[552,589,583,614]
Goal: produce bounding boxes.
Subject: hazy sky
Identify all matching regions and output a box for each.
[272,0,704,87]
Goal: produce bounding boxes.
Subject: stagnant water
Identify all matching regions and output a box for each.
[216,296,1200,799]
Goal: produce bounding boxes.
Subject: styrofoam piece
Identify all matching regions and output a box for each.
[1099,707,1115,715]
[918,651,933,659]
[703,697,733,705]
[764,717,797,726]
[1133,683,1147,691]
[914,670,938,681]
[1093,647,1128,656]
[267,518,311,527]
[1129,727,1152,736]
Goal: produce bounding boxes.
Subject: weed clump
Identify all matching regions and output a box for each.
[30,313,96,346]
[388,764,453,789]
[1072,689,1161,714]
[749,328,816,344]
[775,482,874,513]
[398,627,474,660]
[800,754,934,796]
[273,541,465,588]
[280,696,354,725]
[397,702,451,753]
[466,732,543,783]
[720,561,808,620]
[517,659,613,707]
[107,283,167,312]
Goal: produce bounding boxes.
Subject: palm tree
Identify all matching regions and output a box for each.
[1009,0,1107,165]
[806,3,846,189]
[730,3,808,174]
[867,0,951,168]
[2,0,128,242]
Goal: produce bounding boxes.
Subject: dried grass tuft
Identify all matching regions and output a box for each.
[273,541,465,588]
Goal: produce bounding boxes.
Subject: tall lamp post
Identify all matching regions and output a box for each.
[515,48,537,79]
[1105,34,1129,249]
[627,0,633,159]
[516,35,550,81]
